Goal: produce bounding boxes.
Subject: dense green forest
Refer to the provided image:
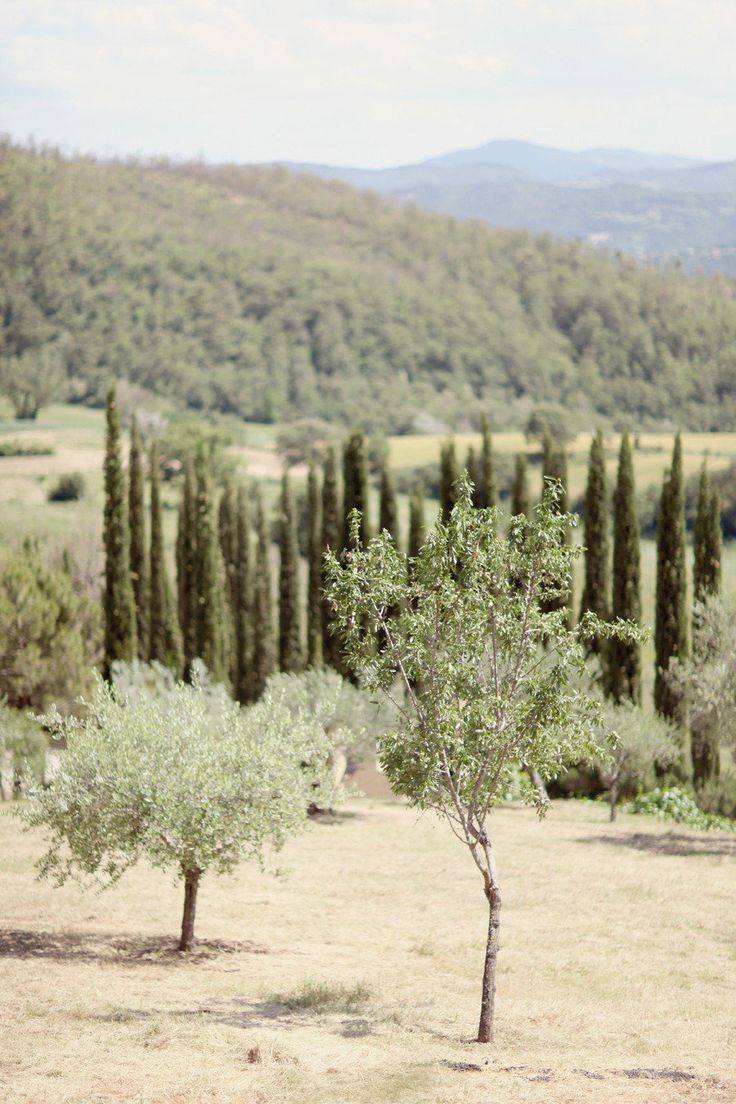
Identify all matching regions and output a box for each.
[3,140,736,433]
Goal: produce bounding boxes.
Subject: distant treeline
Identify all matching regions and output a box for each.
[3,140,736,432]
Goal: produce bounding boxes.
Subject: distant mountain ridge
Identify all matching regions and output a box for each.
[276,139,736,274]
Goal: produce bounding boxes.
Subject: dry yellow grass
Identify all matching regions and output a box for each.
[2,794,734,1103]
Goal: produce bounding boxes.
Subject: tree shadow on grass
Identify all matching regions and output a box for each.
[0,929,269,965]
[579,831,736,858]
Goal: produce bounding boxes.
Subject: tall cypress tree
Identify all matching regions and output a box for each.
[407,483,426,559]
[177,454,199,671]
[691,466,722,785]
[342,431,370,550]
[128,416,148,656]
[693,465,722,607]
[465,447,482,509]
[233,485,252,703]
[511,453,530,518]
[321,446,342,669]
[540,438,571,618]
[278,472,303,673]
[607,433,642,703]
[439,441,459,521]
[218,477,238,684]
[654,434,688,724]
[102,386,137,677]
[194,445,227,684]
[251,489,274,699]
[580,429,610,654]
[379,455,400,544]
[307,463,323,668]
[148,439,182,673]
[480,415,497,508]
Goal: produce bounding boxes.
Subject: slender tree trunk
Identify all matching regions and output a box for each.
[477,885,501,1043]
[609,779,618,822]
[529,768,548,803]
[179,867,201,952]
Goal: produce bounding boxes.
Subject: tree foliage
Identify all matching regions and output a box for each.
[607,433,642,703]
[20,675,339,950]
[102,386,137,676]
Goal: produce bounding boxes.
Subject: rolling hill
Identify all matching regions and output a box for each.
[3,141,736,433]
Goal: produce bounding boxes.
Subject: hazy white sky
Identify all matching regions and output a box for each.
[1,0,734,166]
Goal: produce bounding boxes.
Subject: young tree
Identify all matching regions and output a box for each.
[607,433,642,703]
[321,446,342,670]
[278,472,303,673]
[439,441,459,521]
[511,453,530,518]
[342,431,370,550]
[378,456,400,546]
[148,441,183,674]
[592,699,677,821]
[128,417,148,656]
[465,447,482,508]
[251,490,275,699]
[325,478,639,1043]
[579,430,610,654]
[306,464,323,668]
[103,386,137,676]
[407,484,426,559]
[654,434,688,724]
[20,677,337,951]
[233,485,252,702]
[479,414,497,509]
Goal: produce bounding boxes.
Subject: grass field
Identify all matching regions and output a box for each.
[2,792,735,1104]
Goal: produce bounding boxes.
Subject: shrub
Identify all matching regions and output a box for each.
[0,703,47,797]
[0,440,54,457]
[697,770,736,820]
[625,787,735,832]
[47,472,85,502]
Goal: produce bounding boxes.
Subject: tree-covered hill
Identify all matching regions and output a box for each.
[3,141,736,433]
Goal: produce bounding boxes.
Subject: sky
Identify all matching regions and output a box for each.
[1,0,735,167]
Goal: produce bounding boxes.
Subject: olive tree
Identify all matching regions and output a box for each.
[325,478,640,1043]
[20,675,339,951]
[592,699,677,820]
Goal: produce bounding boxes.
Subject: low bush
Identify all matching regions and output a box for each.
[697,770,736,820]
[47,472,85,502]
[277,979,372,1014]
[0,440,54,457]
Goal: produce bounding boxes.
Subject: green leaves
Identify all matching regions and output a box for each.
[327,478,644,824]
[21,674,339,892]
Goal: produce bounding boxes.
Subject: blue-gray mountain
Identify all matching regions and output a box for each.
[279,140,736,275]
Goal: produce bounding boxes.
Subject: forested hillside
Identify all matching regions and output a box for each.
[3,141,736,432]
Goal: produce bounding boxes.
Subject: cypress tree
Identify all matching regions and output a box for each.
[580,429,610,654]
[607,433,642,703]
[439,441,459,521]
[102,386,137,677]
[148,440,182,673]
[321,446,342,669]
[128,416,148,656]
[511,453,530,518]
[233,484,252,703]
[218,477,238,683]
[342,431,370,550]
[177,454,199,671]
[251,490,274,699]
[278,472,303,673]
[407,483,426,559]
[693,465,722,607]
[540,437,571,618]
[194,445,227,683]
[465,447,482,509]
[307,463,323,668]
[654,434,688,724]
[379,455,400,545]
[480,415,497,508]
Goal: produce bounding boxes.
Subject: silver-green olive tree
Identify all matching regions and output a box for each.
[20,675,338,951]
[325,478,641,1043]
[591,698,677,821]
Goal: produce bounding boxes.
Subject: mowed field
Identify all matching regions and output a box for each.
[2,794,735,1104]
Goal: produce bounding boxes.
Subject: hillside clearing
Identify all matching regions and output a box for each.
[2,796,734,1103]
